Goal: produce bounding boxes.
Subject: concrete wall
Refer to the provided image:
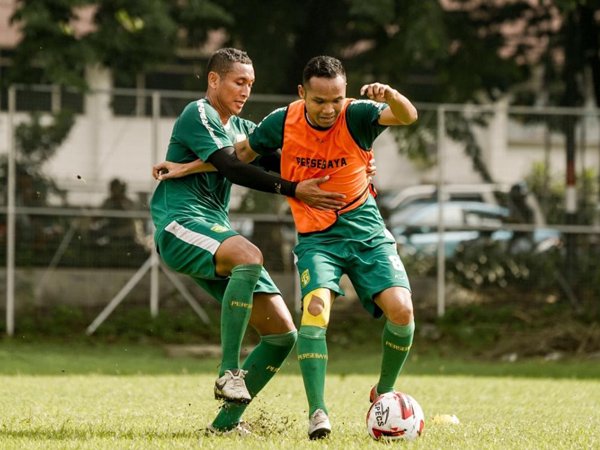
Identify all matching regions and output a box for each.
[1,94,598,205]
[0,267,298,311]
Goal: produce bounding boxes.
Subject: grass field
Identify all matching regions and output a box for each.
[0,341,599,449]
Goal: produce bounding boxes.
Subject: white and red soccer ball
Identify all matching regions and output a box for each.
[366,391,425,441]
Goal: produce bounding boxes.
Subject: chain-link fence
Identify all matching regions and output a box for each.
[1,86,599,336]
[390,104,600,316]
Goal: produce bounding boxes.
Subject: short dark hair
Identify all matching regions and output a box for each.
[302,56,346,85]
[207,48,252,76]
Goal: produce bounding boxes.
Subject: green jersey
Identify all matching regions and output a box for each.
[151,99,255,230]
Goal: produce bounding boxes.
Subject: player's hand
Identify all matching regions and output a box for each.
[152,161,178,180]
[295,176,346,210]
[367,158,377,182]
[152,161,189,180]
[360,83,394,103]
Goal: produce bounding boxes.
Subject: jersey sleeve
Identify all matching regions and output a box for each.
[346,100,388,150]
[174,100,234,161]
[235,117,257,141]
[248,107,287,155]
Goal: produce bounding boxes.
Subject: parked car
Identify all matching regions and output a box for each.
[389,201,560,257]
[378,182,547,227]
[379,183,503,214]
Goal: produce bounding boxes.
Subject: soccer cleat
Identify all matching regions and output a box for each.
[214,369,252,403]
[205,421,251,437]
[308,409,331,440]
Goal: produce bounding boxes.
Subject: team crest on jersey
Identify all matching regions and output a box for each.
[211,224,229,233]
[300,269,311,288]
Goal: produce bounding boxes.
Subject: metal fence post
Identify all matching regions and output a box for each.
[150,90,160,317]
[436,105,446,317]
[6,86,16,336]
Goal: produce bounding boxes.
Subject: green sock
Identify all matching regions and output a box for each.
[376,320,415,394]
[219,264,262,375]
[211,330,298,430]
[297,325,328,416]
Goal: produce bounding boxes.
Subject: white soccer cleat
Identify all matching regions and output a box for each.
[214,369,252,404]
[205,421,251,437]
[308,409,331,440]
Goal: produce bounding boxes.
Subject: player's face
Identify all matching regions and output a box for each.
[211,62,255,120]
[299,75,346,128]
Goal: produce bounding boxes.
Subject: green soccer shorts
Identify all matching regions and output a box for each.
[155,218,280,302]
[294,231,410,318]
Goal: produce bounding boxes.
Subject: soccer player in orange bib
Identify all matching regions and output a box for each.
[155,55,418,440]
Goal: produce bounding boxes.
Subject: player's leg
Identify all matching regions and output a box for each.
[213,235,263,374]
[347,238,414,400]
[157,219,261,403]
[211,285,297,431]
[294,247,344,439]
[242,291,297,395]
[298,287,335,439]
[373,286,414,396]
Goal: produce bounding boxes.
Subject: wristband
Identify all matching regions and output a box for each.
[280,180,298,197]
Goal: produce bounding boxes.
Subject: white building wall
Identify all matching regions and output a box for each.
[1,100,599,207]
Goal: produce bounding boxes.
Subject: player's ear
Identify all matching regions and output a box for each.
[208,71,220,89]
[298,84,305,99]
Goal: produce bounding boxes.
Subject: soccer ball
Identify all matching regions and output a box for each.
[366,391,425,441]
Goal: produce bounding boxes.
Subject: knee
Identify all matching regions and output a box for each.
[217,237,264,274]
[385,291,414,325]
[234,242,263,266]
[301,288,332,328]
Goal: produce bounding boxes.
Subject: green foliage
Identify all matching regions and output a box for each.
[389,109,437,170]
[93,306,221,343]
[526,161,599,225]
[447,239,563,292]
[87,0,177,84]
[7,0,243,89]
[14,110,74,166]
[7,1,600,199]
[438,161,600,305]
[0,110,74,206]
[3,304,221,344]
[7,0,92,88]
[173,0,233,47]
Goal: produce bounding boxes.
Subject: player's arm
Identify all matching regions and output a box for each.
[360,82,417,126]
[234,139,259,163]
[152,139,259,181]
[208,146,345,210]
[152,159,214,180]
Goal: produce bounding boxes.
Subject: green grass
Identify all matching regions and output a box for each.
[0,341,599,449]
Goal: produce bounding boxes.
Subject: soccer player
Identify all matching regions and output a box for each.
[155,55,417,440]
[149,48,346,435]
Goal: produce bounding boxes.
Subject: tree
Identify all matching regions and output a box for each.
[7,0,93,89]
[0,110,75,207]
[0,110,75,264]
[7,1,599,190]
[6,0,231,89]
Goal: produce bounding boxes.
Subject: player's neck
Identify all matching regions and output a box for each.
[205,94,232,125]
[304,111,332,131]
